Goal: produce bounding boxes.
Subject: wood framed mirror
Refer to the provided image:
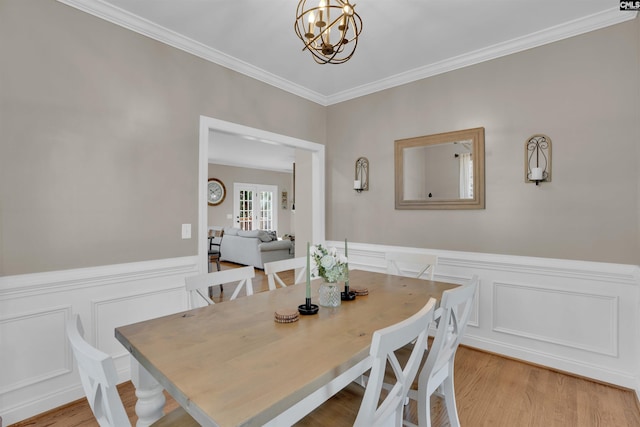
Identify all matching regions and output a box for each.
[395,127,485,210]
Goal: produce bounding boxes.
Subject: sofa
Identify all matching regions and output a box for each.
[220,227,294,269]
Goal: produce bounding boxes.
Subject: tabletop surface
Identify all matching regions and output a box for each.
[115,269,457,427]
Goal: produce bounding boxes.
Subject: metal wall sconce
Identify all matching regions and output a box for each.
[525,134,552,185]
[354,157,369,193]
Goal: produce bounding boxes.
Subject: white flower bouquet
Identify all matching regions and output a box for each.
[310,244,348,283]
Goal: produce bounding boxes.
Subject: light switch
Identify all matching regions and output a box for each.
[226,214,232,219]
[181,224,191,239]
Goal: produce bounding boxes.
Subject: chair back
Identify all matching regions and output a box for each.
[185,266,255,307]
[385,252,438,280]
[263,257,307,290]
[354,298,437,427]
[419,275,478,396]
[66,314,131,427]
[208,228,224,253]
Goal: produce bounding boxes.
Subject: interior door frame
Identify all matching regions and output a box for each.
[198,115,325,274]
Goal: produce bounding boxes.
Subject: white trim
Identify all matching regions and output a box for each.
[199,116,325,276]
[0,306,73,394]
[330,241,640,286]
[55,0,327,105]
[1,382,87,426]
[0,256,198,297]
[0,256,195,425]
[328,240,640,390]
[2,245,638,423]
[327,8,638,105]
[492,281,618,356]
[56,1,637,106]
[91,286,188,355]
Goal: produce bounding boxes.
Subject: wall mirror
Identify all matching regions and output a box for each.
[395,127,485,210]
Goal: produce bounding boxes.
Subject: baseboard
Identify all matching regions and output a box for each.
[1,383,85,427]
[462,335,638,390]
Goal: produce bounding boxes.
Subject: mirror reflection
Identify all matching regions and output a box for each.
[395,127,485,210]
[403,140,473,200]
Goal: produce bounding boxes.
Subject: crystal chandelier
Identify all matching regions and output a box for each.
[294,0,363,64]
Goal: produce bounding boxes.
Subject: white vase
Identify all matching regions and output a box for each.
[318,281,341,307]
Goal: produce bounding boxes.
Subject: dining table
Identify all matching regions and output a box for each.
[115,269,458,427]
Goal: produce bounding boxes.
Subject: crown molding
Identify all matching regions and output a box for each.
[56,0,329,105]
[57,1,636,107]
[326,8,637,105]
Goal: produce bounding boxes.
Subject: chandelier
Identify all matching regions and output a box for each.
[294,0,363,64]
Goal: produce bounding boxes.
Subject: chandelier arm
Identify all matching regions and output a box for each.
[302,14,348,50]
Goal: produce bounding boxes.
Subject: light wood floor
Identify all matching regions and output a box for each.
[12,263,640,427]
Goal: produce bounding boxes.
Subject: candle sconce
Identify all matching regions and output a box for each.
[525,134,552,185]
[354,157,369,193]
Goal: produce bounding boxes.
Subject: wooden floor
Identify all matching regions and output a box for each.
[12,263,640,427]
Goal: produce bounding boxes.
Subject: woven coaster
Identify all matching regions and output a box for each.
[274,309,299,323]
[351,287,369,296]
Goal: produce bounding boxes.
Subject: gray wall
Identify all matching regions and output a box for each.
[325,18,640,264]
[2,1,638,276]
[0,0,326,275]
[207,164,293,234]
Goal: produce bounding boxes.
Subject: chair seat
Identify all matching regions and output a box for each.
[150,407,199,427]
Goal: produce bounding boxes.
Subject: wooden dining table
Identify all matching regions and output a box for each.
[115,269,457,427]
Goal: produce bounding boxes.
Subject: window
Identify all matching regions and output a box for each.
[233,183,278,231]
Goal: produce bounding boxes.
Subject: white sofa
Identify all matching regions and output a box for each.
[220,228,294,269]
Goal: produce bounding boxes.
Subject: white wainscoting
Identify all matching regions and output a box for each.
[0,256,198,425]
[2,245,639,424]
[328,240,640,401]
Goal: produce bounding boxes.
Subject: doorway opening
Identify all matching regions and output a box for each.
[198,116,325,273]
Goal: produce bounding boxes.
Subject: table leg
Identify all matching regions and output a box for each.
[130,358,166,427]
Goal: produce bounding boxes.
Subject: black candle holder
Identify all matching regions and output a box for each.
[298,298,319,315]
[341,283,356,301]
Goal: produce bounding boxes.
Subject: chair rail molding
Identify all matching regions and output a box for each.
[328,240,640,400]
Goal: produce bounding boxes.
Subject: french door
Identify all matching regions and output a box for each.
[233,183,278,231]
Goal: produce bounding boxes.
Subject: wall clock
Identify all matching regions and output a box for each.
[207,178,226,206]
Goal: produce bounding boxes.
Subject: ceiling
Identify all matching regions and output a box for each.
[60,1,635,172]
[209,130,296,173]
[61,1,635,106]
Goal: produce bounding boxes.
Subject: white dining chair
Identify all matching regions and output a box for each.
[263,256,307,290]
[66,314,198,427]
[295,298,437,427]
[385,252,438,280]
[407,275,479,427]
[184,265,255,307]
